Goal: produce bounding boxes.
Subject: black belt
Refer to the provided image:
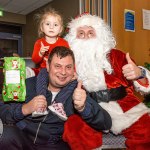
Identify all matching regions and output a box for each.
[90,86,127,103]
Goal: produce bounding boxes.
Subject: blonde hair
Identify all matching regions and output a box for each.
[34,7,63,37]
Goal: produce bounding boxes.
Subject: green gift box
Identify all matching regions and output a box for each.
[2,57,26,102]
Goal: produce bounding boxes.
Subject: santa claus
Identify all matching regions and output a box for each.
[65,13,150,149]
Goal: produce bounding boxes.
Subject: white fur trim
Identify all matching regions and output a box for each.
[99,101,150,135]
[133,66,150,94]
[68,14,104,32]
[94,147,102,150]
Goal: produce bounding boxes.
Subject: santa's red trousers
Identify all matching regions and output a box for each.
[123,113,150,150]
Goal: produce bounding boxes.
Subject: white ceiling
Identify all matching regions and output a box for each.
[0,0,53,15]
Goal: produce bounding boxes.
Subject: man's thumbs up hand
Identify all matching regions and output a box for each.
[122,53,141,80]
[73,81,86,112]
[77,80,83,89]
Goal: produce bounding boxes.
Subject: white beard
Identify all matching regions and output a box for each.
[70,38,112,92]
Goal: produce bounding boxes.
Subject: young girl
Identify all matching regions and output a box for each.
[32,8,69,118]
[32,7,69,74]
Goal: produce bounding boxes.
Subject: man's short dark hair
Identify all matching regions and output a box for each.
[48,46,75,64]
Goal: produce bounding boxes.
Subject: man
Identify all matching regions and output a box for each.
[65,14,150,149]
[0,46,112,150]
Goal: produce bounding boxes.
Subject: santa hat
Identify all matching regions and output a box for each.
[63,114,102,150]
[66,13,113,37]
[68,13,105,30]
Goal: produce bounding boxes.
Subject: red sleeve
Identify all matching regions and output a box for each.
[57,37,70,48]
[136,78,149,87]
[108,49,140,112]
[32,39,43,64]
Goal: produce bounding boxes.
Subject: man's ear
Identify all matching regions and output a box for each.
[46,60,49,72]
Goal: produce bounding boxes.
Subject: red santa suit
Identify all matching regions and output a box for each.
[65,13,150,150]
[99,49,150,150]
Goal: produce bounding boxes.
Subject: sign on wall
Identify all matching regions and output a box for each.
[124,9,135,32]
[142,9,150,30]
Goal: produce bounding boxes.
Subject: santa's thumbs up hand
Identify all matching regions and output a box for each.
[126,52,134,65]
[122,52,141,80]
[73,81,86,112]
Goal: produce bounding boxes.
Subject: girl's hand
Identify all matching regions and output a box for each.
[39,42,49,57]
